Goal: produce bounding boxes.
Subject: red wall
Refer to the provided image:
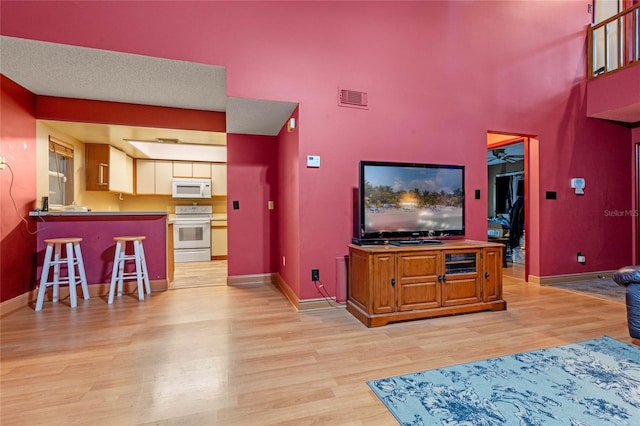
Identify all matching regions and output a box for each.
[37,96,225,132]
[226,134,278,277]
[34,215,166,284]
[1,75,37,302]
[1,1,635,301]
[276,107,301,296]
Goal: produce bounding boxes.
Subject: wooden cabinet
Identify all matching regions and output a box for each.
[86,144,133,193]
[348,240,506,327]
[136,159,155,194]
[211,220,228,259]
[101,154,226,197]
[211,163,227,195]
[155,161,173,194]
[173,161,212,178]
[135,159,173,195]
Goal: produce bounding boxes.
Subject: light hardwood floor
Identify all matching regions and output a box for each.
[171,260,228,289]
[1,262,635,425]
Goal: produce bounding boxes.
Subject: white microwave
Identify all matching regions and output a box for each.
[172,178,212,199]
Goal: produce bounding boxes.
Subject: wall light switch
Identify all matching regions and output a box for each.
[307,155,320,168]
[268,200,274,210]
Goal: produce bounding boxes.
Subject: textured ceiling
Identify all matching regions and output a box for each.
[0,36,297,155]
[1,36,228,111]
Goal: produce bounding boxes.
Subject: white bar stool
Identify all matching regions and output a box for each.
[108,236,151,304]
[36,237,90,311]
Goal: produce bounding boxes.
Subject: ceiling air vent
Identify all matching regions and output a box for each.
[338,88,368,109]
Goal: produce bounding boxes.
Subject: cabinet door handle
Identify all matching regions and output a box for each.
[391,278,396,287]
[485,271,490,279]
[98,163,108,186]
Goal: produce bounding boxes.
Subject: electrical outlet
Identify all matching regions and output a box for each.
[311,269,320,281]
[0,156,6,170]
[577,251,586,263]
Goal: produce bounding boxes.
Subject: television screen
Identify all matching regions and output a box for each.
[358,161,465,241]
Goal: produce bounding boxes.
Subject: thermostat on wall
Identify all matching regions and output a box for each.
[570,177,585,195]
[307,155,320,168]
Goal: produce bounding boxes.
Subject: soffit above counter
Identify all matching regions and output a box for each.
[1,36,298,151]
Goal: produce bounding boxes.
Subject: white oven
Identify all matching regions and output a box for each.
[173,205,212,262]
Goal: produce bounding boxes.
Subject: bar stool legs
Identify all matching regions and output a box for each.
[108,236,151,304]
[36,238,89,311]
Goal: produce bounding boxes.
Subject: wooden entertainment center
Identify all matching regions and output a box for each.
[347,240,506,327]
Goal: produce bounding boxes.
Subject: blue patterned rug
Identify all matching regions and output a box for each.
[368,336,640,425]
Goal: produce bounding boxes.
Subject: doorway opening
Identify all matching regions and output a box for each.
[487,132,529,281]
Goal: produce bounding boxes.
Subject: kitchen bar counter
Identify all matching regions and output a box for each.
[31,211,168,291]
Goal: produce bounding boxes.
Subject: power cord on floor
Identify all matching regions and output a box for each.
[5,161,39,235]
[313,278,344,307]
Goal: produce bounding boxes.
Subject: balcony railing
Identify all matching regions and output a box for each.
[588,3,640,79]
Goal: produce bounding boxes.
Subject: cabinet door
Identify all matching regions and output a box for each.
[211,223,227,257]
[396,251,440,311]
[124,155,134,194]
[482,247,503,302]
[108,146,128,193]
[85,144,109,191]
[372,253,396,314]
[192,162,211,178]
[173,161,193,177]
[442,250,480,307]
[155,161,173,194]
[348,248,372,312]
[136,159,156,194]
[211,163,227,195]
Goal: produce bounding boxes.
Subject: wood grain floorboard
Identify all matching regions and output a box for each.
[0,261,635,425]
[171,260,227,289]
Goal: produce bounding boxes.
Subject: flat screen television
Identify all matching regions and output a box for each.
[356,161,465,243]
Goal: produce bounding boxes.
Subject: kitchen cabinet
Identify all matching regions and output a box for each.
[86,144,133,193]
[155,161,173,194]
[211,163,227,195]
[135,159,155,194]
[173,161,211,178]
[347,240,506,327]
[211,218,228,259]
[136,159,173,195]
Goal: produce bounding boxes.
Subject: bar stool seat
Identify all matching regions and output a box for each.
[36,237,89,311]
[108,236,151,304]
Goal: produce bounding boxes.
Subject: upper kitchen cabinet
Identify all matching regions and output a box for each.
[136,159,173,195]
[173,161,211,178]
[86,144,133,193]
[211,163,227,196]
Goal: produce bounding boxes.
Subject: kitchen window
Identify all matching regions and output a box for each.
[49,137,74,206]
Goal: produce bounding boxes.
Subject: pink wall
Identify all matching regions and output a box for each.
[0,75,37,302]
[1,1,635,301]
[37,96,225,132]
[34,215,167,284]
[226,134,278,277]
[276,107,301,296]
